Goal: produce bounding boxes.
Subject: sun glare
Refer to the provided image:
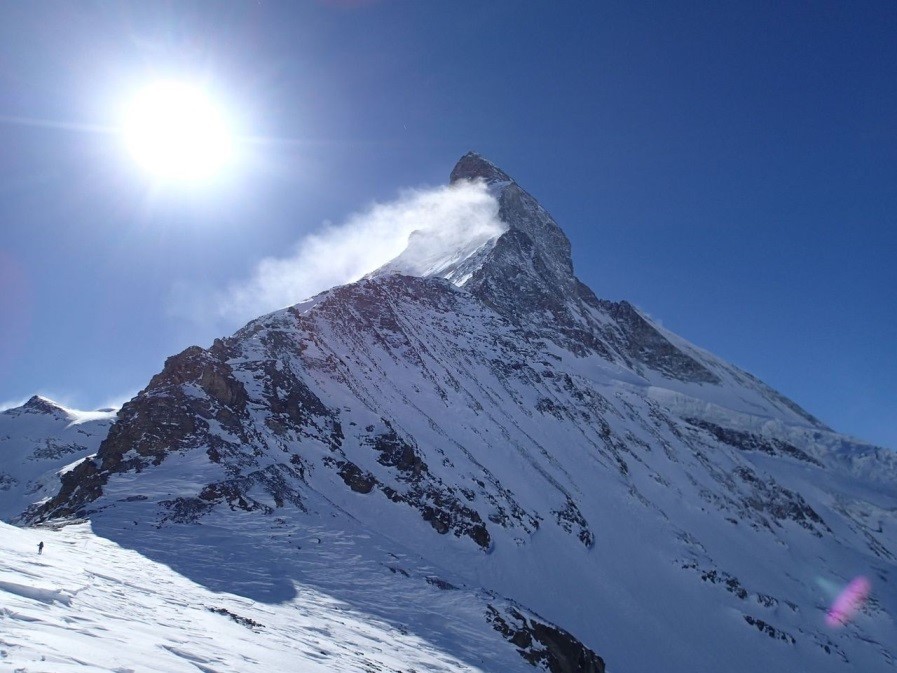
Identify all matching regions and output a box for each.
[122,81,233,181]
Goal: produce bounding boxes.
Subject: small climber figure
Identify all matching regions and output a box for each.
[37,541,44,555]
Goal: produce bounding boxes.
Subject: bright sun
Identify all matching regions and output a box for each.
[122,81,233,181]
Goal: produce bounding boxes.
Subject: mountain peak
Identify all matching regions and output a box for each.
[450,151,513,185]
[374,153,576,304]
[21,395,66,415]
[451,153,577,312]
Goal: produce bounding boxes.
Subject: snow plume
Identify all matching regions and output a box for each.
[0,397,28,413]
[217,180,504,322]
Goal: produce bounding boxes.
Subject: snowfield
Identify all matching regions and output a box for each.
[0,520,546,673]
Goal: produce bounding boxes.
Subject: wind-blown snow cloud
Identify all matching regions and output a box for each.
[0,398,28,413]
[215,180,504,324]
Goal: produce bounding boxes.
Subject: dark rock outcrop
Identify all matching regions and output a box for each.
[487,605,605,673]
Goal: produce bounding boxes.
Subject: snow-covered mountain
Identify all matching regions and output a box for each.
[5,153,896,672]
[0,396,115,523]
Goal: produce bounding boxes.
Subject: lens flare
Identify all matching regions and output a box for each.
[826,576,871,628]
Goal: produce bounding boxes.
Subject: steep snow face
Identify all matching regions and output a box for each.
[0,396,115,522]
[24,154,897,673]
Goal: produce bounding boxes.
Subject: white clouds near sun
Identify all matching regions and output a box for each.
[210,180,504,324]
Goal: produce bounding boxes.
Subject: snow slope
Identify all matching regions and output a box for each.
[0,519,600,672]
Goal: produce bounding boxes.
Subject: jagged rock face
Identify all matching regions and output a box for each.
[456,155,580,327]
[493,182,575,288]
[30,154,897,673]
[451,152,574,298]
[487,604,605,673]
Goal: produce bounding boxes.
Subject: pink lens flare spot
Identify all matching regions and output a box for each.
[826,576,871,628]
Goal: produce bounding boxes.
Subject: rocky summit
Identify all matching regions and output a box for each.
[6,153,896,672]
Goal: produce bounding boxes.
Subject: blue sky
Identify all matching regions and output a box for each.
[0,1,894,448]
